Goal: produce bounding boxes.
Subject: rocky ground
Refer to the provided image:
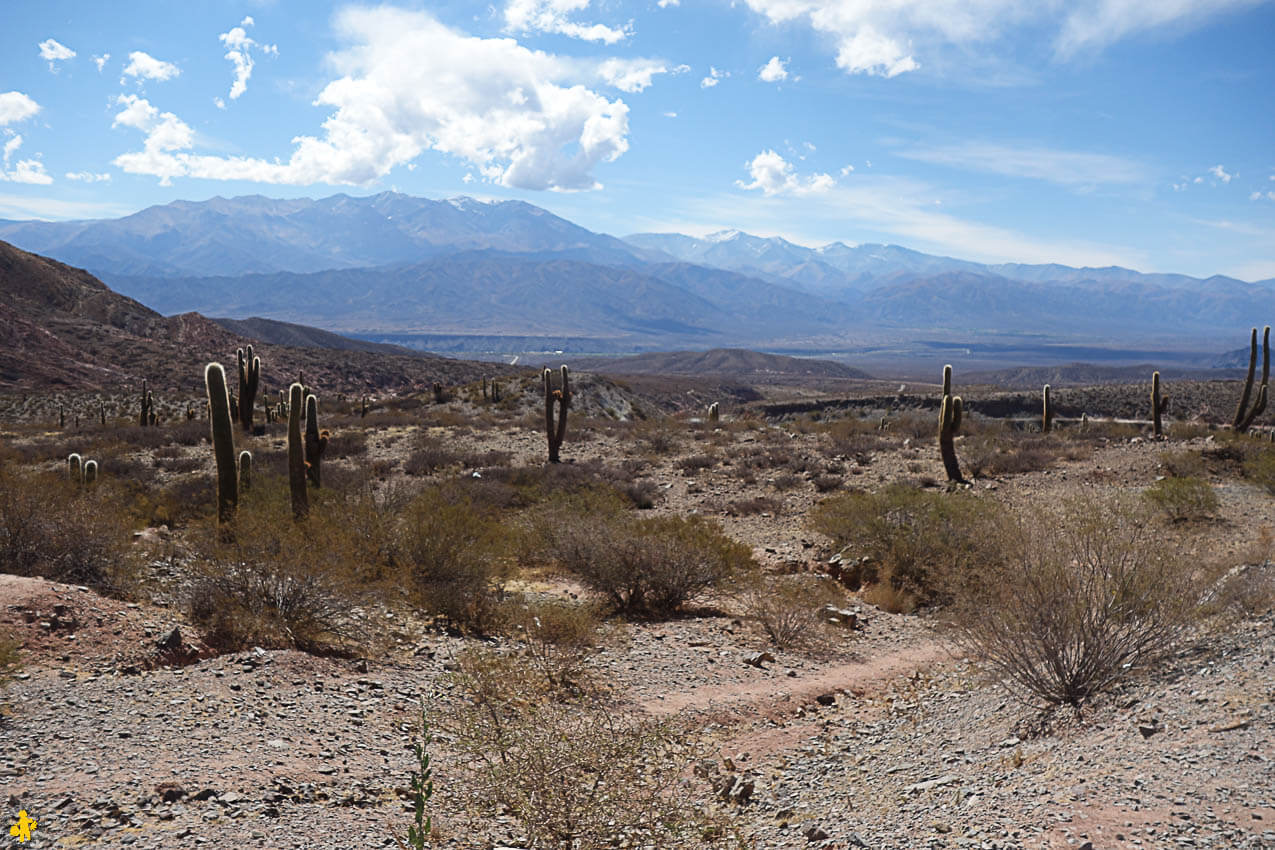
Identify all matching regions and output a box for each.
[2,385,1274,849]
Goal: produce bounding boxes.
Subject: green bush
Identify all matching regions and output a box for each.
[1144,476,1219,521]
[809,484,1005,610]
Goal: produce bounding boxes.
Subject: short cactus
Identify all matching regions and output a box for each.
[238,450,252,493]
[67,453,82,481]
[1042,384,1054,433]
[938,364,964,482]
[708,402,720,422]
[544,365,571,464]
[1151,371,1169,438]
[288,383,308,519]
[1234,326,1270,433]
[205,363,238,523]
[82,460,97,485]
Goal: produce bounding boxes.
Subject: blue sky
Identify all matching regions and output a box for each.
[2,0,1274,279]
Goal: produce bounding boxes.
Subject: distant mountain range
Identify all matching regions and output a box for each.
[2,192,1270,359]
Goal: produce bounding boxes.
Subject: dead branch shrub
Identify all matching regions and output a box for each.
[442,650,715,849]
[810,484,1005,611]
[498,598,605,694]
[825,417,887,463]
[1144,476,1219,522]
[186,481,373,653]
[396,485,510,633]
[739,574,843,651]
[950,496,1201,709]
[404,435,463,476]
[0,462,137,595]
[541,507,755,618]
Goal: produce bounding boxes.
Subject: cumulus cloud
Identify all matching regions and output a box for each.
[504,0,630,43]
[701,66,726,88]
[38,38,76,71]
[658,0,680,6]
[93,53,110,72]
[1208,164,1233,183]
[736,149,835,196]
[0,92,41,125]
[597,58,684,92]
[1,134,53,185]
[758,56,788,82]
[110,8,631,191]
[219,16,277,105]
[122,51,180,82]
[741,0,1260,77]
[65,170,112,182]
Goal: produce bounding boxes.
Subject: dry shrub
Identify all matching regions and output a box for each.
[1144,476,1219,522]
[950,496,1201,709]
[810,484,1004,611]
[678,453,717,473]
[498,598,606,693]
[726,495,782,516]
[825,417,887,463]
[740,574,843,651]
[1244,444,1275,494]
[186,481,373,653]
[404,435,463,476]
[0,461,137,595]
[396,485,511,633]
[964,432,1089,478]
[812,473,844,493]
[541,506,754,618]
[1160,449,1206,478]
[443,650,716,849]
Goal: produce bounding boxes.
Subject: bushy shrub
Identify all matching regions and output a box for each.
[443,650,715,849]
[396,485,510,632]
[739,575,843,651]
[542,509,754,617]
[0,462,137,594]
[498,598,605,693]
[950,496,1200,709]
[1144,476,1219,521]
[1244,445,1275,495]
[809,484,1005,611]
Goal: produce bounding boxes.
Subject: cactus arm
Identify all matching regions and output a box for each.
[205,363,239,524]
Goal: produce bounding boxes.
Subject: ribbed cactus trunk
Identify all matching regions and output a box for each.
[1151,371,1166,438]
[1235,325,1270,433]
[288,383,308,519]
[205,364,238,524]
[544,365,570,463]
[67,453,82,482]
[140,380,152,428]
[708,402,720,422]
[938,364,964,482]
[237,345,260,432]
[1042,385,1053,433]
[304,393,327,488]
[82,460,97,485]
[238,450,252,493]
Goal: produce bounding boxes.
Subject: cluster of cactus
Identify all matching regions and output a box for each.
[237,345,261,431]
[480,377,501,403]
[66,453,98,486]
[139,379,156,427]
[432,382,446,404]
[1041,385,1054,433]
[544,365,570,463]
[938,364,964,483]
[1151,372,1170,438]
[708,402,720,423]
[1233,325,1270,433]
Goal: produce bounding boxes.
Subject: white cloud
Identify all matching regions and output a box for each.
[504,0,630,43]
[0,134,53,185]
[110,8,631,192]
[65,170,112,182]
[701,66,726,88]
[0,92,41,125]
[219,16,278,104]
[122,51,180,82]
[736,149,835,196]
[1208,164,1233,183]
[658,0,680,6]
[93,53,110,72]
[840,164,854,176]
[663,111,677,118]
[1251,190,1275,202]
[38,38,76,71]
[758,56,788,82]
[597,58,678,92]
[897,141,1147,187]
[741,0,1260,77]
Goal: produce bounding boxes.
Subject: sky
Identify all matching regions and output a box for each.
[2,0,1274,280]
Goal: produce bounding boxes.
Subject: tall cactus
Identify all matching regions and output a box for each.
[1151,371,1170,438]
[708,402,720,422]
[1234,326,1270,433]
[238,450,252,493]
[288,383,308,519]
[237,345,261,432]
[139,380,153,428]
[544,365,571,463]
[67,453,82,481]
[1042,384,1054,434]
[938,364,964,482]
[82,460,97,485]
[304,393,328,488]
[205,363,238,523]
